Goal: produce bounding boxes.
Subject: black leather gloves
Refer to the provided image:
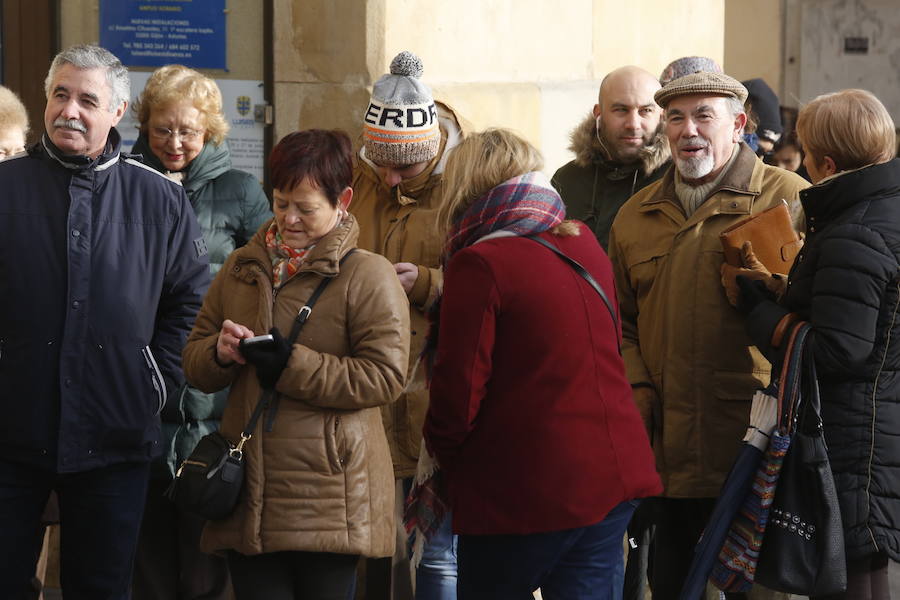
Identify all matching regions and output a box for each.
[240,327,292,389]
[736,275,777,315]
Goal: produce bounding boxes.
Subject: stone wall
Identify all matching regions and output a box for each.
[274,0,725,173]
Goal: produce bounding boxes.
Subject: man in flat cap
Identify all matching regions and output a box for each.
[608,72,808,599]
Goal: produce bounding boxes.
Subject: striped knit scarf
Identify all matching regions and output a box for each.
[442,171,566,266]
[265,221,314,289]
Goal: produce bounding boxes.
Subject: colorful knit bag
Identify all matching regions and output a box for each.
[708,322,810,592]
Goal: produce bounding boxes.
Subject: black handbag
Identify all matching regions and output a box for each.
[166,251,354,520]
[165,429,246,520]
[755,341,847,596]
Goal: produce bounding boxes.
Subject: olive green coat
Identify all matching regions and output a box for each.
[608,144,808,498]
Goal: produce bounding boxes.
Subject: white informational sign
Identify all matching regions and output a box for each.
[119,72,265,183]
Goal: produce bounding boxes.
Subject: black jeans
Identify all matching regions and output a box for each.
[0,458,150,600]
[132,476,232,600]
[228,550,359,600]
[650,497,747,600]
[622,496,656,600]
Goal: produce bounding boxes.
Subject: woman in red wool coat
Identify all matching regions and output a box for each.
[423,128,661,600]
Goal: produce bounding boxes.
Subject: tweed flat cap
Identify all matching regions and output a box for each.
[654,72,749,108]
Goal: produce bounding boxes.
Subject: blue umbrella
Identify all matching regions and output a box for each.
[678,387,778,600]
[679,442,765,599]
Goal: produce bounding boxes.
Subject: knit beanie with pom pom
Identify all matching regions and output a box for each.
[363,51,440,167]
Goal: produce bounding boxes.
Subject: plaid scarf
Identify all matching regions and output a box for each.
[265,221,314,289]
[425,171,565,369]
[442,171,566,266]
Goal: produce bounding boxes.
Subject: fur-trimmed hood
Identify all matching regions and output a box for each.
[568,112,670,176]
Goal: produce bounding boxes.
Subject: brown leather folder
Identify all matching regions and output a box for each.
[720,201,802,274]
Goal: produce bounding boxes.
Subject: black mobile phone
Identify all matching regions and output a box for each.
[239,334,275,351]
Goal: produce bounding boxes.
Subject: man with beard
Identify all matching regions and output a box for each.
[608,72,807,599]
[552,66,670,250]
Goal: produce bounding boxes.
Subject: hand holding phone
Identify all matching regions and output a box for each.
[239,334,276,352]
[216,319,255,366]
[239,328,291,389]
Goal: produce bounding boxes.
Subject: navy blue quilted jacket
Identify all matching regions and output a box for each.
[748,159,900,561]
[0,129,210,473]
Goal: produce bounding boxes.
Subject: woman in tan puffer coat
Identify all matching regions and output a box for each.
[182,129,410,600]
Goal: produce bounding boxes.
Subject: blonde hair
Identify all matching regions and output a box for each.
[0,85,29,137]
[438,128,544,235]
[437,128,579,237]
[133,64,229,145]
[797,89,896,171]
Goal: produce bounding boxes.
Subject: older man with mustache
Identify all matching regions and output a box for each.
[0,45,209,599]
[607,72,808,600]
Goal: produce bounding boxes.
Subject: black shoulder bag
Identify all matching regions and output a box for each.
[525,234,620,354]
[165,250,355,520]
[754,338,846,595]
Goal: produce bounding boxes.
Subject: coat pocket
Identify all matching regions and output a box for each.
[712,370,765,403]
[141,346,167,415]
[324,413,345,474]
[708,370,766,473]
[625,246,671,304]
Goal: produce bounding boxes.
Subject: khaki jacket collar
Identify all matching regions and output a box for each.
[232,215,361,283]
[638,143,763,222]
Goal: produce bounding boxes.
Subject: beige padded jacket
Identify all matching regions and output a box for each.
[182,215,410,557]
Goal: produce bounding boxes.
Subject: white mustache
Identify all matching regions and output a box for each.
[53,118,87,133]
[678,136,708,150]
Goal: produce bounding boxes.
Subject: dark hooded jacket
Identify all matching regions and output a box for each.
[746,159,900,561]
[742,78,782,146]
[551,113,670,250]
[133,135,271,478]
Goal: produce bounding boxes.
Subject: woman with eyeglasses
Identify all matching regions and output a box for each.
[130,64,271,600]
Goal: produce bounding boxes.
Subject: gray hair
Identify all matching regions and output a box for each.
[726,96,746,134]
[44,45,130,113]
[725,96,745,118]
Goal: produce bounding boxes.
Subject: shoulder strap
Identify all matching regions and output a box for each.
[242,249,358,440]
[525,234,621,354]
[776,321,811,434]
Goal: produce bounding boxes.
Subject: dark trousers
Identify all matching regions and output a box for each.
[132,476,232,600]
[0,458,150,600]
[458,500,637,600]
[622,498,655,600]
[650,497,747,600]
[811,551,890,600]
[227,550,359,600]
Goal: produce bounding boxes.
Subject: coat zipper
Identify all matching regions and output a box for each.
[862,281,900,552]
[141,346,167,415]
